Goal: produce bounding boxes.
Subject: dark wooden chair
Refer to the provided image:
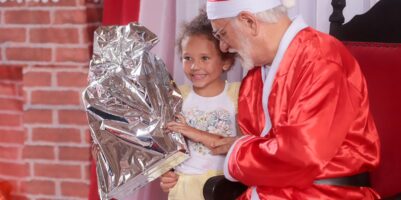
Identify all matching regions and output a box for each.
[203,0,401,199]
[330,0,401,199]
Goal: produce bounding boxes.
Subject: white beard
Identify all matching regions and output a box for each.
[227,22,256,71]
[237,52,255,71]
[228,41,255,71]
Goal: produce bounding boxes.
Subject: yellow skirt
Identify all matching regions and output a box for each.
[168,170,223,200]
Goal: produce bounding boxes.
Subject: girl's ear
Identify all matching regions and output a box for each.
[222,58,234,71]
[223,65,230,71]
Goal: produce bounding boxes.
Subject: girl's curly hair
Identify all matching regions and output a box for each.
[176,10,235,63]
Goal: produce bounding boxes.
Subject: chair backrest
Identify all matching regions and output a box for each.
[330,0,401,198]
[330,0,401,43]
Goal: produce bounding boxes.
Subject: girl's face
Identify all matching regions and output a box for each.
[181,35,230,96]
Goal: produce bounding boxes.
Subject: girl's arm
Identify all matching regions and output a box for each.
[166,114,224,149]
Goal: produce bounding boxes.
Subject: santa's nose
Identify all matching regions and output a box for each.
[219,40,230,53]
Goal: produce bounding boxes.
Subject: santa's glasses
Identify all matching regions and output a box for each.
[212,21,230,41]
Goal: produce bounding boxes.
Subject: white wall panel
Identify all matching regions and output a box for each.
[139,0,381,84]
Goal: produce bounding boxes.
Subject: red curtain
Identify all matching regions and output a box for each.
[89,1,141,200]
[102,0,141,25]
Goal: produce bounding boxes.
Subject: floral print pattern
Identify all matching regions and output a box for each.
[184,108,233,155]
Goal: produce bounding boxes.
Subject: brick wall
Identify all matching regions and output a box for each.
[0,0,102,199]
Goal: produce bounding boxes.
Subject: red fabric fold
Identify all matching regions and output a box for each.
[102,0,140,25]
[237,67,265,135]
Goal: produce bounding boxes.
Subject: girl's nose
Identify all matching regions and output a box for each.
[190,63,198,70]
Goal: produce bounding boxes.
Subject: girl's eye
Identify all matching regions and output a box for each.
[182,56,192,61]
[201,56,210,61]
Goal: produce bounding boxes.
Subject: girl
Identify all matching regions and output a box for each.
[162,11,241,200]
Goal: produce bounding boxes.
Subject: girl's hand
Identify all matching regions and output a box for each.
[160,171,179,192]
[167,114,223,148]
[167,114,204,142]
[174,114,187,125]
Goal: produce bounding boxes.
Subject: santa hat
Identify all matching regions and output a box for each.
[206,0,295,20]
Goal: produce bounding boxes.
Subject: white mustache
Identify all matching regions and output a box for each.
[228,48,237,53]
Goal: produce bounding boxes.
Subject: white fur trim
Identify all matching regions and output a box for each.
[223,135,253,182]
[207,0,281,20]
[282,0,295,8]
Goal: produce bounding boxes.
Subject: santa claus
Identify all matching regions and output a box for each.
[206,0,380,199]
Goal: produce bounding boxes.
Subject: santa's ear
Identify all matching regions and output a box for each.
[237,11,258,35]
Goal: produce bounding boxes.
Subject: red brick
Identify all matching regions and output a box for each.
[0,146,20,159]
[31,90,80,105]
[0,113,22,127]
[76,0,87,6]
[35,198,57,200]
[61,181,89,198]
[22,145,55,160]
[34,163,81,179]
[20,180,55,195]
[77,0,92,6]
[23,90,28,103]
[11,195,29,200]
[59,147,90,161]
[32,64,80,69]
[24,109,53,124]
[27,0,77,7]
[0,66,23,81]
[0,83,18,96]
[56,48,90,62]
[0,28,26,43]
[0,98,23,111]
[84,164,91,180]
[32,127,81,143]
[83,25,98,43]
[6,47,51,62]
[0,129,25,144]
[86,7,103,23]
[58,110,88,125]
[54,10,87,24]
[23,71,52,87]
[57,71,88,87]
[84,129,92,144]
[0,161,30,177]
[4,10,50,24]
[30,28,79,44]
[0,2,26,6]
[17,84,23,97]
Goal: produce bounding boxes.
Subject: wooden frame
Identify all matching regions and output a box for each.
[329,0,401,43]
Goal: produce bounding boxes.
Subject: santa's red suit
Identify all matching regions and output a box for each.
[224,16,380,200]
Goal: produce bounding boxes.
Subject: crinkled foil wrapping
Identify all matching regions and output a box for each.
[82,23,189,200]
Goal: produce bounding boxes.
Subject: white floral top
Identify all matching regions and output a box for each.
[175,82,240,174]
[185,108,233,155]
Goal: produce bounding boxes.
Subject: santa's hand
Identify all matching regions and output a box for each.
[160,171,179,192]
[210,136,240,155]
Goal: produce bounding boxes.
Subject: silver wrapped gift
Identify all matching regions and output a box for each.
[82,23,189,200]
